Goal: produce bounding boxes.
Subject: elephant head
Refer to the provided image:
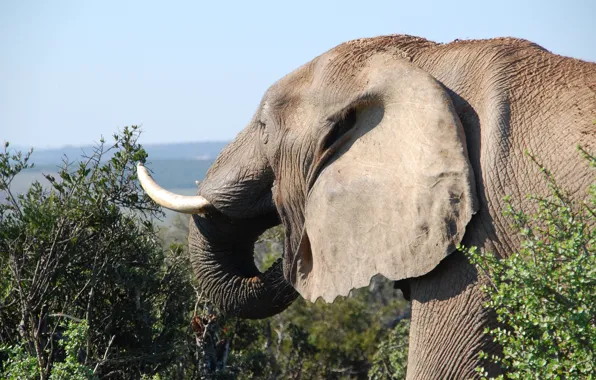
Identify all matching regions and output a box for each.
[138,37,478,317]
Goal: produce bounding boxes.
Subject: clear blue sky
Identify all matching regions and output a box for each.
[1,0,594,148]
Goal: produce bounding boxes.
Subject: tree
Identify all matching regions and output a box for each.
[0,128,197,379]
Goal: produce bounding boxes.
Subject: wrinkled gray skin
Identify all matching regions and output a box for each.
[180,36,595,378]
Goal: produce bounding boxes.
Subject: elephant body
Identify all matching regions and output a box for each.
[139,35,595,378]
[401,37,595,377]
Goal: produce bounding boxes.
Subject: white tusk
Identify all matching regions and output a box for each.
[137,162,211,214]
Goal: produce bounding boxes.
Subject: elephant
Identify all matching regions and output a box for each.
[137,35,596,378]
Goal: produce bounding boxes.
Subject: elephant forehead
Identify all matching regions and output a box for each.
[314,43,409,88]
[264,36,417,111]
[265,59,317,106]
[263,48,377,111]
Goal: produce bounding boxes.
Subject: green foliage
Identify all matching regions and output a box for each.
[0,344,39,380]
[1,320,96,379]
[368,319,409,380]
[50,321,96,379]
[0,128,197,379]
[466,147,596,379]
[209,287,408,379]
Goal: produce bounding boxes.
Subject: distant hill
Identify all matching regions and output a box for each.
[4,141,228,200]
[143,142,228,160]
[15,141,229,165]
[18,159,214,191]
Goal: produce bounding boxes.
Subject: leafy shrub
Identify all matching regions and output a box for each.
[0,343,40,379]
[208,284,408,380]
[0,128,196,379]
[466,148,596,379]
[368,319,409,380]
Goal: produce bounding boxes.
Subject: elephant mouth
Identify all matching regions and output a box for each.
[288,229,313,286]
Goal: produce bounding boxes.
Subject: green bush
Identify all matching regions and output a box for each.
[2,320,98,379]
[466,148,596,379]
[0,343,40,379]
[0,128,196,379]
[368,319,409,380]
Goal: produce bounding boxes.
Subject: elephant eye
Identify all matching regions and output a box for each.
[322,108,357,151]
[258,121,269,145]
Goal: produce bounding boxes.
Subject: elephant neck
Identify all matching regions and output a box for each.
[406,251,501,379]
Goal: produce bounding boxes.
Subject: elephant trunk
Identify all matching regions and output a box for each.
[137,123,296,318]
[189,213,298,319]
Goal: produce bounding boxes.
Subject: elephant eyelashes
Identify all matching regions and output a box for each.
[322,108,358,152]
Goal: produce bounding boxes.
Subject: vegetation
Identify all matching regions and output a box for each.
[0,128,197,379]
[368,319,409,380]
[466,148,596,379]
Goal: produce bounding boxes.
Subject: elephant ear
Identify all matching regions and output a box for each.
[292,56,478,302]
